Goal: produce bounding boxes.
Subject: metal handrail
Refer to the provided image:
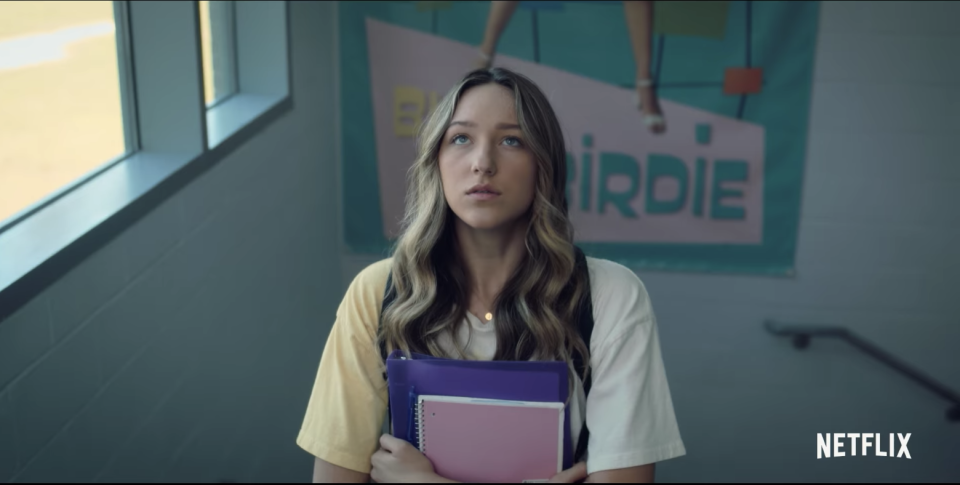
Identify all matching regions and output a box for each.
[764,319,960,422]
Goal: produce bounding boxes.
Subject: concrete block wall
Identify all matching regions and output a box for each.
[0,1,340,482]
[340,1,960,482]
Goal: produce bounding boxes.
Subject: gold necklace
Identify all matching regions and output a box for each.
[474,292,495,322]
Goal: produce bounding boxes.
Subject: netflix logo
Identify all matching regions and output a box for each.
[817,433,911,459]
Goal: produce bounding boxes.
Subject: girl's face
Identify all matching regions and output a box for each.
[438,83,538,233]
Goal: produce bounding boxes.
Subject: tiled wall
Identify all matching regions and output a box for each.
[0,2,340,482]
[341,1,960,481]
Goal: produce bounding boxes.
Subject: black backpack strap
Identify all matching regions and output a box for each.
[379,271,395,364]
[571,247,594,464]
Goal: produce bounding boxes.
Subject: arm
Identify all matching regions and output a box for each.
[313,457,369,483]
[579,262,686,482]
[296,261,393,482]
[587,463,655,483]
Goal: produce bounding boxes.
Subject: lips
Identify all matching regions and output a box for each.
[467,184,500,195]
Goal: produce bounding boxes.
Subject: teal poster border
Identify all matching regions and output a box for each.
[339,1,820,275]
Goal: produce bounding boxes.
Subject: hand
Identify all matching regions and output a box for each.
[370,434,441,483]
[549,462,589,483]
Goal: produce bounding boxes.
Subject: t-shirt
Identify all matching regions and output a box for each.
[296,256,686,475]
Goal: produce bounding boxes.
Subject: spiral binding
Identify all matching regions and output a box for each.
[416,399,427,453]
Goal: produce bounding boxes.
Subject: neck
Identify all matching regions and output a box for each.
[453,216,528,302]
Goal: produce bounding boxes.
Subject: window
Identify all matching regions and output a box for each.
[0,1,290,324]
[0,0,130,227]
[199,0,237,108]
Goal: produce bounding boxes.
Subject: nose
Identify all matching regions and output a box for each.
[472,144,496,176]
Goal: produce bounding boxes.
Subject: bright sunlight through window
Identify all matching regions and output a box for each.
[0,1,126,226]
[199,1,237,107]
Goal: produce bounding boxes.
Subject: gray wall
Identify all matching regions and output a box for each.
[0,1,339,482]
[341,1,960,482]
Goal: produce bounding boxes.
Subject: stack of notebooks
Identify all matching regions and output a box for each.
[385,350,574,483]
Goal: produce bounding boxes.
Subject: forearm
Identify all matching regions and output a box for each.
[588,463,655,483]
[312,458,369,483]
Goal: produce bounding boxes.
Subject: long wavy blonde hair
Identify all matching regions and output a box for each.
[379,68,590,380]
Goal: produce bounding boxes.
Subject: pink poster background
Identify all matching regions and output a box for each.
[366,18,764,244]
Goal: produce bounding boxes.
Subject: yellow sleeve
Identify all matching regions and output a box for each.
[296,258,393,474]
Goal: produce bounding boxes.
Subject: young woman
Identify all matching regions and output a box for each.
[297,67,685,483]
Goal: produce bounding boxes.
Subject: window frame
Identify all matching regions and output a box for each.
[0,0,293,324]
[116,0,141,153]
[205,0,239,108]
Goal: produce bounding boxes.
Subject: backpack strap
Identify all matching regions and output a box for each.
[571,247,594,464]
[378,271,395,365]
[378,249,595,463]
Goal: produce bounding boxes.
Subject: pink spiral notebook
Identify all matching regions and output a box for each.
[416,395,565,483]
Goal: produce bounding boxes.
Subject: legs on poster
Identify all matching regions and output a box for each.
[623,1,666,134]
[475,0,666,134]
[476,1,520,69]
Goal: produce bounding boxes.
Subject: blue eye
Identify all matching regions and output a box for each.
[503,136,523,147]
[452,134,469,145]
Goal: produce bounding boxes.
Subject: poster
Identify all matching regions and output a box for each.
[339,1,819,275]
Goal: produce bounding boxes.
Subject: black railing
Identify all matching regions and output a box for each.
[764,319,960,422]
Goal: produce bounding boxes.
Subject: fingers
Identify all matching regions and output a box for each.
[548,461,588,483]
[380,433,403,453]
[370,448,387,481]
[378,433,406,453]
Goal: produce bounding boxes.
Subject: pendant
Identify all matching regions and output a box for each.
[484,312,493,321]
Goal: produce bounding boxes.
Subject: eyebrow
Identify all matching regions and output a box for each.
[447,120,522,131]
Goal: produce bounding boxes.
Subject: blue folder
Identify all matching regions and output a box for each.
[385,350,575,469]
